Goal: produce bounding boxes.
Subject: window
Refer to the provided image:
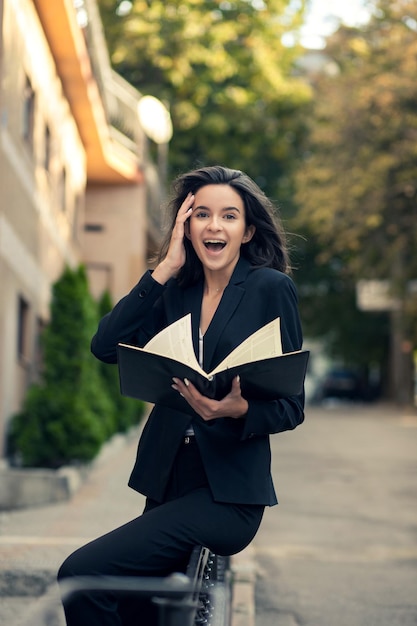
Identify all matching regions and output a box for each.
[44,124,51,172]
[72,193,84,242]
[59,167,67,212]
[33,316,46,380]
[17,295,30,361]
[22,76,35,151]
[84,223,104,232]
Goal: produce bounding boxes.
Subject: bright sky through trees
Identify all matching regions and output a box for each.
[300,0,371,48]
[109,0,371,49]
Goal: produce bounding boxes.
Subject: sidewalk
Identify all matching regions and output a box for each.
[0,423,256,626]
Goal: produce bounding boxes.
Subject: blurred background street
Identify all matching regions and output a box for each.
[254,402,417,626]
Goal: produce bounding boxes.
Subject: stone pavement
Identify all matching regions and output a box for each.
[253,401,417,626]
[4,401,413,626]
[0,423,255,626]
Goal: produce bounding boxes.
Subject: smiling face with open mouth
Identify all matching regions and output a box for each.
[186,184,255,282]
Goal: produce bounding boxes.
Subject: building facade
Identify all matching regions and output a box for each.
[0,0,164,458]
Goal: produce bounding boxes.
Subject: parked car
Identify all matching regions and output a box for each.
[314,368,364,402]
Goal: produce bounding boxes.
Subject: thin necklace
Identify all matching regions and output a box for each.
[205,285,227,294]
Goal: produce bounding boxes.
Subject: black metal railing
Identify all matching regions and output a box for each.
[27,546,232,626]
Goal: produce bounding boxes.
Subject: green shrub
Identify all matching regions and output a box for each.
[9,385,106,468]
[8,265,116,467]
[98,290,145,432]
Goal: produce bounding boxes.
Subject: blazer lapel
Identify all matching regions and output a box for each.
[202,258,252,371]
[182,281,204,356]
[171,257,253,369]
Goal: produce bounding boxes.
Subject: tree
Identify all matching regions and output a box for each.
[98,290,145,432]
[293,230,390,397]
[9,266,115,467]
[98,0,311,204]
[293,0,417,401]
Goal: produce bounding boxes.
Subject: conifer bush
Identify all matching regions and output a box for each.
[9,266,115,468]
[98,290,145,433]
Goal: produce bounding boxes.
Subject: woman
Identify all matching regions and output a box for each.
[58,165,305,625]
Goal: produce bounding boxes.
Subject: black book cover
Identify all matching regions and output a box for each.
[117,344,309,413]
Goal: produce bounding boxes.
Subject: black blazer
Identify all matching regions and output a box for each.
[91,257,305,506]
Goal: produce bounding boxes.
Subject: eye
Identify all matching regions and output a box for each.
[224,213,237,220]
[194,210,209,218]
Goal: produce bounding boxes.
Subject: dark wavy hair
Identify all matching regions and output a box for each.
[158,165,290,287]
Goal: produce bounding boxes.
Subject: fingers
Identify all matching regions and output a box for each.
[172,377,195,395]
[158,194,194,280]
[172,377,211,413]
[177,192,194,224]
[227,375,242,399]
[171,375,246,421]
[172,376,242,400]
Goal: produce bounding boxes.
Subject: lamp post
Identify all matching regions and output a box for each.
[137,95,173,194]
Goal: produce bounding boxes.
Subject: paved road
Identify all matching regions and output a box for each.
[253,402,417,626]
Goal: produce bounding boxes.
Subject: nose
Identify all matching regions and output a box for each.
[207,215,221,230]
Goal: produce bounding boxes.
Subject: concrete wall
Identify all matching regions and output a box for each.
[0,0,87,456]
[84,183,148,304]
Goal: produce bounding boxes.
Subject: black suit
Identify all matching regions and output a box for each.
[59,258,304,626]
[91,257,304,505]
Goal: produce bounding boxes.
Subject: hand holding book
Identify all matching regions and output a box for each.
[117,315,309,413]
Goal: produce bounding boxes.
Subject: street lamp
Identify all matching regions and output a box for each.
[137,95,173,188]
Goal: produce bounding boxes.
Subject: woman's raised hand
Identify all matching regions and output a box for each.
[152,193,194,285]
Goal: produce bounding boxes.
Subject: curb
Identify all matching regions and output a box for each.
[0,428,141,511]
[0,467,83,511]
[231,544,257,626]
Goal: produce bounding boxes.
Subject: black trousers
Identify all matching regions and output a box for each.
[58,437,264,626]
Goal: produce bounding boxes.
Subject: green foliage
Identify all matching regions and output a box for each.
[294,0,417,283]
[8,266,115,468]
[98,0,312,204]
[293,233,390,367]
[9,385,106,468]
[291,0,417,378]
[98,290,145,432]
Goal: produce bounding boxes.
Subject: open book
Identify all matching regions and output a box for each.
[117,314,309,413]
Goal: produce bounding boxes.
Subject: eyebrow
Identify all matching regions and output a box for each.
[194,205,241,213]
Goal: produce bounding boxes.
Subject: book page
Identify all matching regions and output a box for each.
[210,317,282,375]
[144,314,206,376]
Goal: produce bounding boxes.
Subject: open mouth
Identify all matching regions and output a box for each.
[204,240,226,251]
